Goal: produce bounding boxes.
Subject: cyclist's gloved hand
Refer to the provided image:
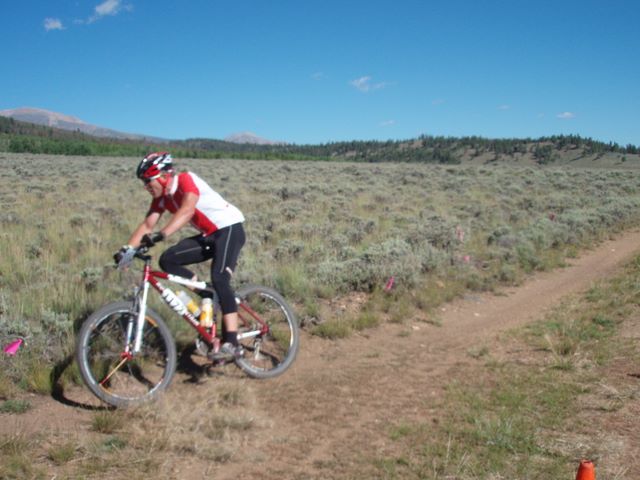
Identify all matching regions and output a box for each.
[114,245,135,269]
[113,246,127,265]
[141,231,165,248]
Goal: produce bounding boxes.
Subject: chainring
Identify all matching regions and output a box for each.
[195,336,217,356]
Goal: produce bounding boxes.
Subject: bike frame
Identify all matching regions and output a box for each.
[128,257,268,356]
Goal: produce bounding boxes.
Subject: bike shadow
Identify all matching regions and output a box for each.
[48,309,114,410]
[51,344,225,410]
[50,354,114,411]
[177,343,226,384]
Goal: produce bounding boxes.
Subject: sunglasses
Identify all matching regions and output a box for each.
[142,176,158,185]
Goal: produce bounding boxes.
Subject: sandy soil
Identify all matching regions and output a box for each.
[3,230,640,479]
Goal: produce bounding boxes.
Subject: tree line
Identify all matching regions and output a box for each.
[0,115,637,164]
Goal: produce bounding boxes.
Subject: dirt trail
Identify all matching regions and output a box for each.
[218,230,640,478]
[4,230,640,478]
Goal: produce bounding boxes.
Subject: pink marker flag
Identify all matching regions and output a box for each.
[4,338,23,356]
[384,276,395,292]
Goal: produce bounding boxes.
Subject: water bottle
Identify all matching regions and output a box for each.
[177,290,201,317]
[200,298,213,328]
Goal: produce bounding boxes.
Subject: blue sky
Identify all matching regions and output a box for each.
[2,1,639,145]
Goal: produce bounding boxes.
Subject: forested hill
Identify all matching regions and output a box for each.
[1,115,639,166]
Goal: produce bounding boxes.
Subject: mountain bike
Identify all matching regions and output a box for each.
[75,245,299,407]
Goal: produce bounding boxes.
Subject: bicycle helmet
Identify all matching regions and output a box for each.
[137,152,174,181]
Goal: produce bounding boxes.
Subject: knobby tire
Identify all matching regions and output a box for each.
[235,285,300,379]
[75,301,177,407]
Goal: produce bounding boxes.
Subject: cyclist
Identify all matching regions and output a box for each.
[115,152,246,360]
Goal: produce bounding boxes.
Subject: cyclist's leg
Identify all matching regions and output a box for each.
[158,235,212,280]
[207,224,246,346]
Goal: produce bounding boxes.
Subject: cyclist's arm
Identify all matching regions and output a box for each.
[160,191,198,238]
[127,210,162,247]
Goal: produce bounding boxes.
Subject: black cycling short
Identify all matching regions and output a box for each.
[158,223,246,314]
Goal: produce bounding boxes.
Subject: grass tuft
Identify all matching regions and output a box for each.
[0,399,32,414]
[91,411,125,434]
[47,441,78,465]
[311,319,352,339]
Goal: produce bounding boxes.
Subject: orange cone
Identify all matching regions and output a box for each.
[575,459,596,480]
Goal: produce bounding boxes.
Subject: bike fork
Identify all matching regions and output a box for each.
[130,280,150,355]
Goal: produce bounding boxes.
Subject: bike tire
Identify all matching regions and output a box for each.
[75,301,177,407]
[235,285,299,379]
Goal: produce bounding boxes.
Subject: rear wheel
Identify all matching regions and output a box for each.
[235,285,299,379]
[76,301,176,407]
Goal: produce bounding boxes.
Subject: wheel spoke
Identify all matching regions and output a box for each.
[99,356,130,386]
[77,303,176,406]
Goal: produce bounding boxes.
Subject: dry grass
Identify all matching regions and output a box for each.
[119,377,270,473]
[0,376,270,478]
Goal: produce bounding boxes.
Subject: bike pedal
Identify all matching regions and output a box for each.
[207,351,232,362]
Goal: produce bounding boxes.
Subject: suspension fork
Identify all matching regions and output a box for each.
[131,262,152,355]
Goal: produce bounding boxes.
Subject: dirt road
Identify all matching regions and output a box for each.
[217,230,640,478]
[4,230,640,479]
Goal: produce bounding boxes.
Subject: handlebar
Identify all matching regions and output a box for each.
[116,245,152,270]
[134,245,152,262]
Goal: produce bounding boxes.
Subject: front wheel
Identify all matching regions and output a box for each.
[235,285,299,379]
[75,301,177,407]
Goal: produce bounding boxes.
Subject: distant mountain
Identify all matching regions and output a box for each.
[0,107,166,142]
[224,131,285,145]
[0,108,285,146]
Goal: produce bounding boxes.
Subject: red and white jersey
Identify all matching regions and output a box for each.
[149,171,244,236]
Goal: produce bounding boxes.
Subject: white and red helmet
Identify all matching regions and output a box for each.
[137,152,174,181]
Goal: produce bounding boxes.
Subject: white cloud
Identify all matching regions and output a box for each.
[46,1,132,29]
[350,76,371,91]
[497,104,511,110]
[96,0,122,16]
[557,111,576,119]
[350,76,389,93]
[311,72,325,80]
[87,0,132,23]
[432,98,445,105]
[44,18,64,31]
[380,120,396,127]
